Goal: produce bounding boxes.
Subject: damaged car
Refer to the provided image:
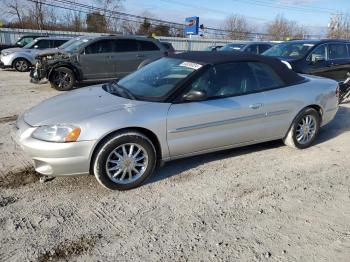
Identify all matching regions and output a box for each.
[30,35,169,91]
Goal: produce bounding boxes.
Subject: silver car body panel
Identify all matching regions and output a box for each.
[13,75,339,177]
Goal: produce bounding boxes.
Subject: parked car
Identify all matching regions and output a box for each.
[204,45,223,51]
[262,39,350,81]
[0,34,47,52]
[219,42,274,54]
[0,37,71,72]
[30,35,169,91]
[13,52,339,190]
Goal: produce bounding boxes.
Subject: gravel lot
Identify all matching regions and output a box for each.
[0,69,349,262]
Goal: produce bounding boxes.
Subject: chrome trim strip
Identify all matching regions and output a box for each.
[169,110,290,134]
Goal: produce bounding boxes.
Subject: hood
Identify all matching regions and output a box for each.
[36,48,68,57]
[1,47,23,54]
[23,85,148,126]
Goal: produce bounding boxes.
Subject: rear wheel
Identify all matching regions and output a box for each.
[50,67,76,91]
[283,108,321,149]
[13,58,30,72]
[93,132,157,190]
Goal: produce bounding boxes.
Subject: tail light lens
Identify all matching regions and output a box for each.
[336,85,340,98]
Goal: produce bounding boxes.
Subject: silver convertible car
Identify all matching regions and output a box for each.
[13,52,339,190]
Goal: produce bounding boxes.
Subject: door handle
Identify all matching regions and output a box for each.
[249,103,263,109]
[137,54,145,58]
[106,55,114,59]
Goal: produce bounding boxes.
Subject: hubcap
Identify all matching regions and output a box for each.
[54,72,71,89]
[105,143,148,184]
[15,60,28,71]
[296,115,317,145]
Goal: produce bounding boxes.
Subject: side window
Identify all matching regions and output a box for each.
[308,45,327,62]
[249,62,284,90]
[138,40,160,51]
[53,40,67,47]
[259,44,272,54]
[328,44,348,60]
[34,40,51,49]
[114,39,138,52]
[245,44,258,54]
[187,62,284,99]
[85,40,114,54]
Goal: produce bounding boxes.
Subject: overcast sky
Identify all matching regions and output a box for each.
[122,0,350,34]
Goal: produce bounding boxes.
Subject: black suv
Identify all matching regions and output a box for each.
[0,35,47,51]
[263,39,350,81]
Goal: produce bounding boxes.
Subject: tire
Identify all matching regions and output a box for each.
[49,67,76,91]
[93,132,157,190]
[13,58,30,72]
[283,108,321,149]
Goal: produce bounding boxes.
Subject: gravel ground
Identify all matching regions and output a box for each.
[0,70,349,262]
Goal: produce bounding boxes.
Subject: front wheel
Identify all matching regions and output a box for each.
[49,67,76,91]
[93,132,157,190]
[13,58,30,72]
[283,108,321,149]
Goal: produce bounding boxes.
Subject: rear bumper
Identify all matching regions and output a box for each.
[11,115,96,177]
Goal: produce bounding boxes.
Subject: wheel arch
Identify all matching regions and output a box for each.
[89,127,162,174]
[284,104,324,139]
[12,57,31,68]
[48,63,81,81]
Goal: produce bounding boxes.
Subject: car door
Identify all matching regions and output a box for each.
[32,39,51,50]
[303,44,330,78]
[167,62,269,158]
[79,39,115,80]
[327,43,350,81]
[112,39,141,78]
[137,40,162,61]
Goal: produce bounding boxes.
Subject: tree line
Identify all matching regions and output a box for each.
[0,0,349,40]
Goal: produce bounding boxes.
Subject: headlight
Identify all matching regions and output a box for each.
[32,125,81,143]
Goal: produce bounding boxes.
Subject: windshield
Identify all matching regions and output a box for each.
[23,40,37,49]
[63,38,91,52]
[58,38,79,49]
[106,58,202,100]
[219,43,246,51]
[262,42,315,59]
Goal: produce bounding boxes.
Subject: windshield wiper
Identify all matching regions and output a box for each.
[106,81,137,100]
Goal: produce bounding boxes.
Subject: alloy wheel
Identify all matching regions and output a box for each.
[105,143,149,185]
[296,115,317,145]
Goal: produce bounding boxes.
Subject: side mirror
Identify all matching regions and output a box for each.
[311,55,325,63]
[183,90,207,101]
[33,45,39,49]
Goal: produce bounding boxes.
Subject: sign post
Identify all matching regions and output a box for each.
[185,16,199,37]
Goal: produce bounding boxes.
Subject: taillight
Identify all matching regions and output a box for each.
[336,85,340,98]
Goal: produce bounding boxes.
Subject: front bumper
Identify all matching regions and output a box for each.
[12,115,96,177]
[0,54,13,67]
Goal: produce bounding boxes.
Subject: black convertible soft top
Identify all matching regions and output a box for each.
[169,51,305,85]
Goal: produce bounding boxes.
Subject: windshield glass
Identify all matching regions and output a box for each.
[23,40,37,49]
[58,38,79,49]
[219,43,246,51]
[63,38,91,52]
[262,42,315,59]
[107,58,202,100]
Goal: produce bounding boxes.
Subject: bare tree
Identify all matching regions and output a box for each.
[94,0,124,32]
[223,14,252,40]
[328,13,350,39]
[3,0,27,27]
[267,15,307,40]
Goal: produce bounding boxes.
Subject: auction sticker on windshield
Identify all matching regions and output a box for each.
[179,62,203,70]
